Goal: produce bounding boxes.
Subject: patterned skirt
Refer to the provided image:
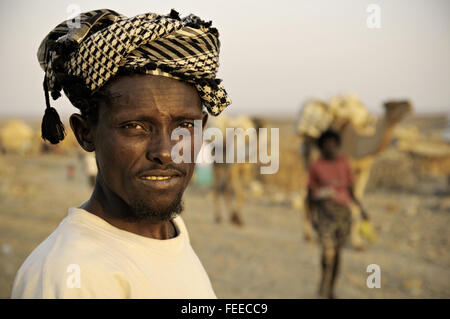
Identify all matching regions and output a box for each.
[310,200,352,248]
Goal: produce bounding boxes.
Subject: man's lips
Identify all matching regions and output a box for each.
[142,176,172,181]
[138,169,183,178]
[137,169,184,189]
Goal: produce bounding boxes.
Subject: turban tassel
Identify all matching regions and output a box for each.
[41,76,66,144]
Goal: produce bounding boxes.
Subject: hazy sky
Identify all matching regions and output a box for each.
[0,0,449,118]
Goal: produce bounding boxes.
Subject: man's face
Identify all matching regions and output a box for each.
[91,74,206,221]
[320,138,339,160]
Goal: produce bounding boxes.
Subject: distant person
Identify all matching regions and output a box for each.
[306,130,369,299]
[12,9,231,298]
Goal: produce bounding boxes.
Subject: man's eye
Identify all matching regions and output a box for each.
[179,122,194,128]
[123,123,144,130]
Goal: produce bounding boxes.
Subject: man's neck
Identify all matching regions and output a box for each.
[80,182,177,240]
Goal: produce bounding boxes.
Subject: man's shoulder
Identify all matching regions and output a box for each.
[28,213,111,259]
[12,212,125,298]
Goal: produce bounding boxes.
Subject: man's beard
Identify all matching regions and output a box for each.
[127,193,184,222]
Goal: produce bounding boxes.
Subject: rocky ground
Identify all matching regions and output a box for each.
[0,152,449,298]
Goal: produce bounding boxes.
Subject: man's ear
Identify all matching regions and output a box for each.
[70,114,95,152]
[201,111,208,131]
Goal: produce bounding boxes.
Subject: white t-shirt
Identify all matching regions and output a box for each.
[11,207,216,299]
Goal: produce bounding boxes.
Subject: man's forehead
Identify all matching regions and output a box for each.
[104,74,203,118]
[108,74,198,97]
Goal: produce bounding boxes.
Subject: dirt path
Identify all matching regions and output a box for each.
[184,186,449,298]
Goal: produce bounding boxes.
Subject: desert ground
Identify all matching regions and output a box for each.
[0,115,449,298]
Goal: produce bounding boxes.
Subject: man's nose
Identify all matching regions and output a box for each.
[146,128,173,165]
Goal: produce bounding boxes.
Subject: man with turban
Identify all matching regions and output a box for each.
[12,9,230,298]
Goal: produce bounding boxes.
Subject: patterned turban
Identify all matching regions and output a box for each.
[37,9,231,144]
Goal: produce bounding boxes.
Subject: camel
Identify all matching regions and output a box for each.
[340,100,412,196]
[297,97,412,248]
[208,115,266,227]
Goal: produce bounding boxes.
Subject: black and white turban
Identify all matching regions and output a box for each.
[37,9,231,144]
